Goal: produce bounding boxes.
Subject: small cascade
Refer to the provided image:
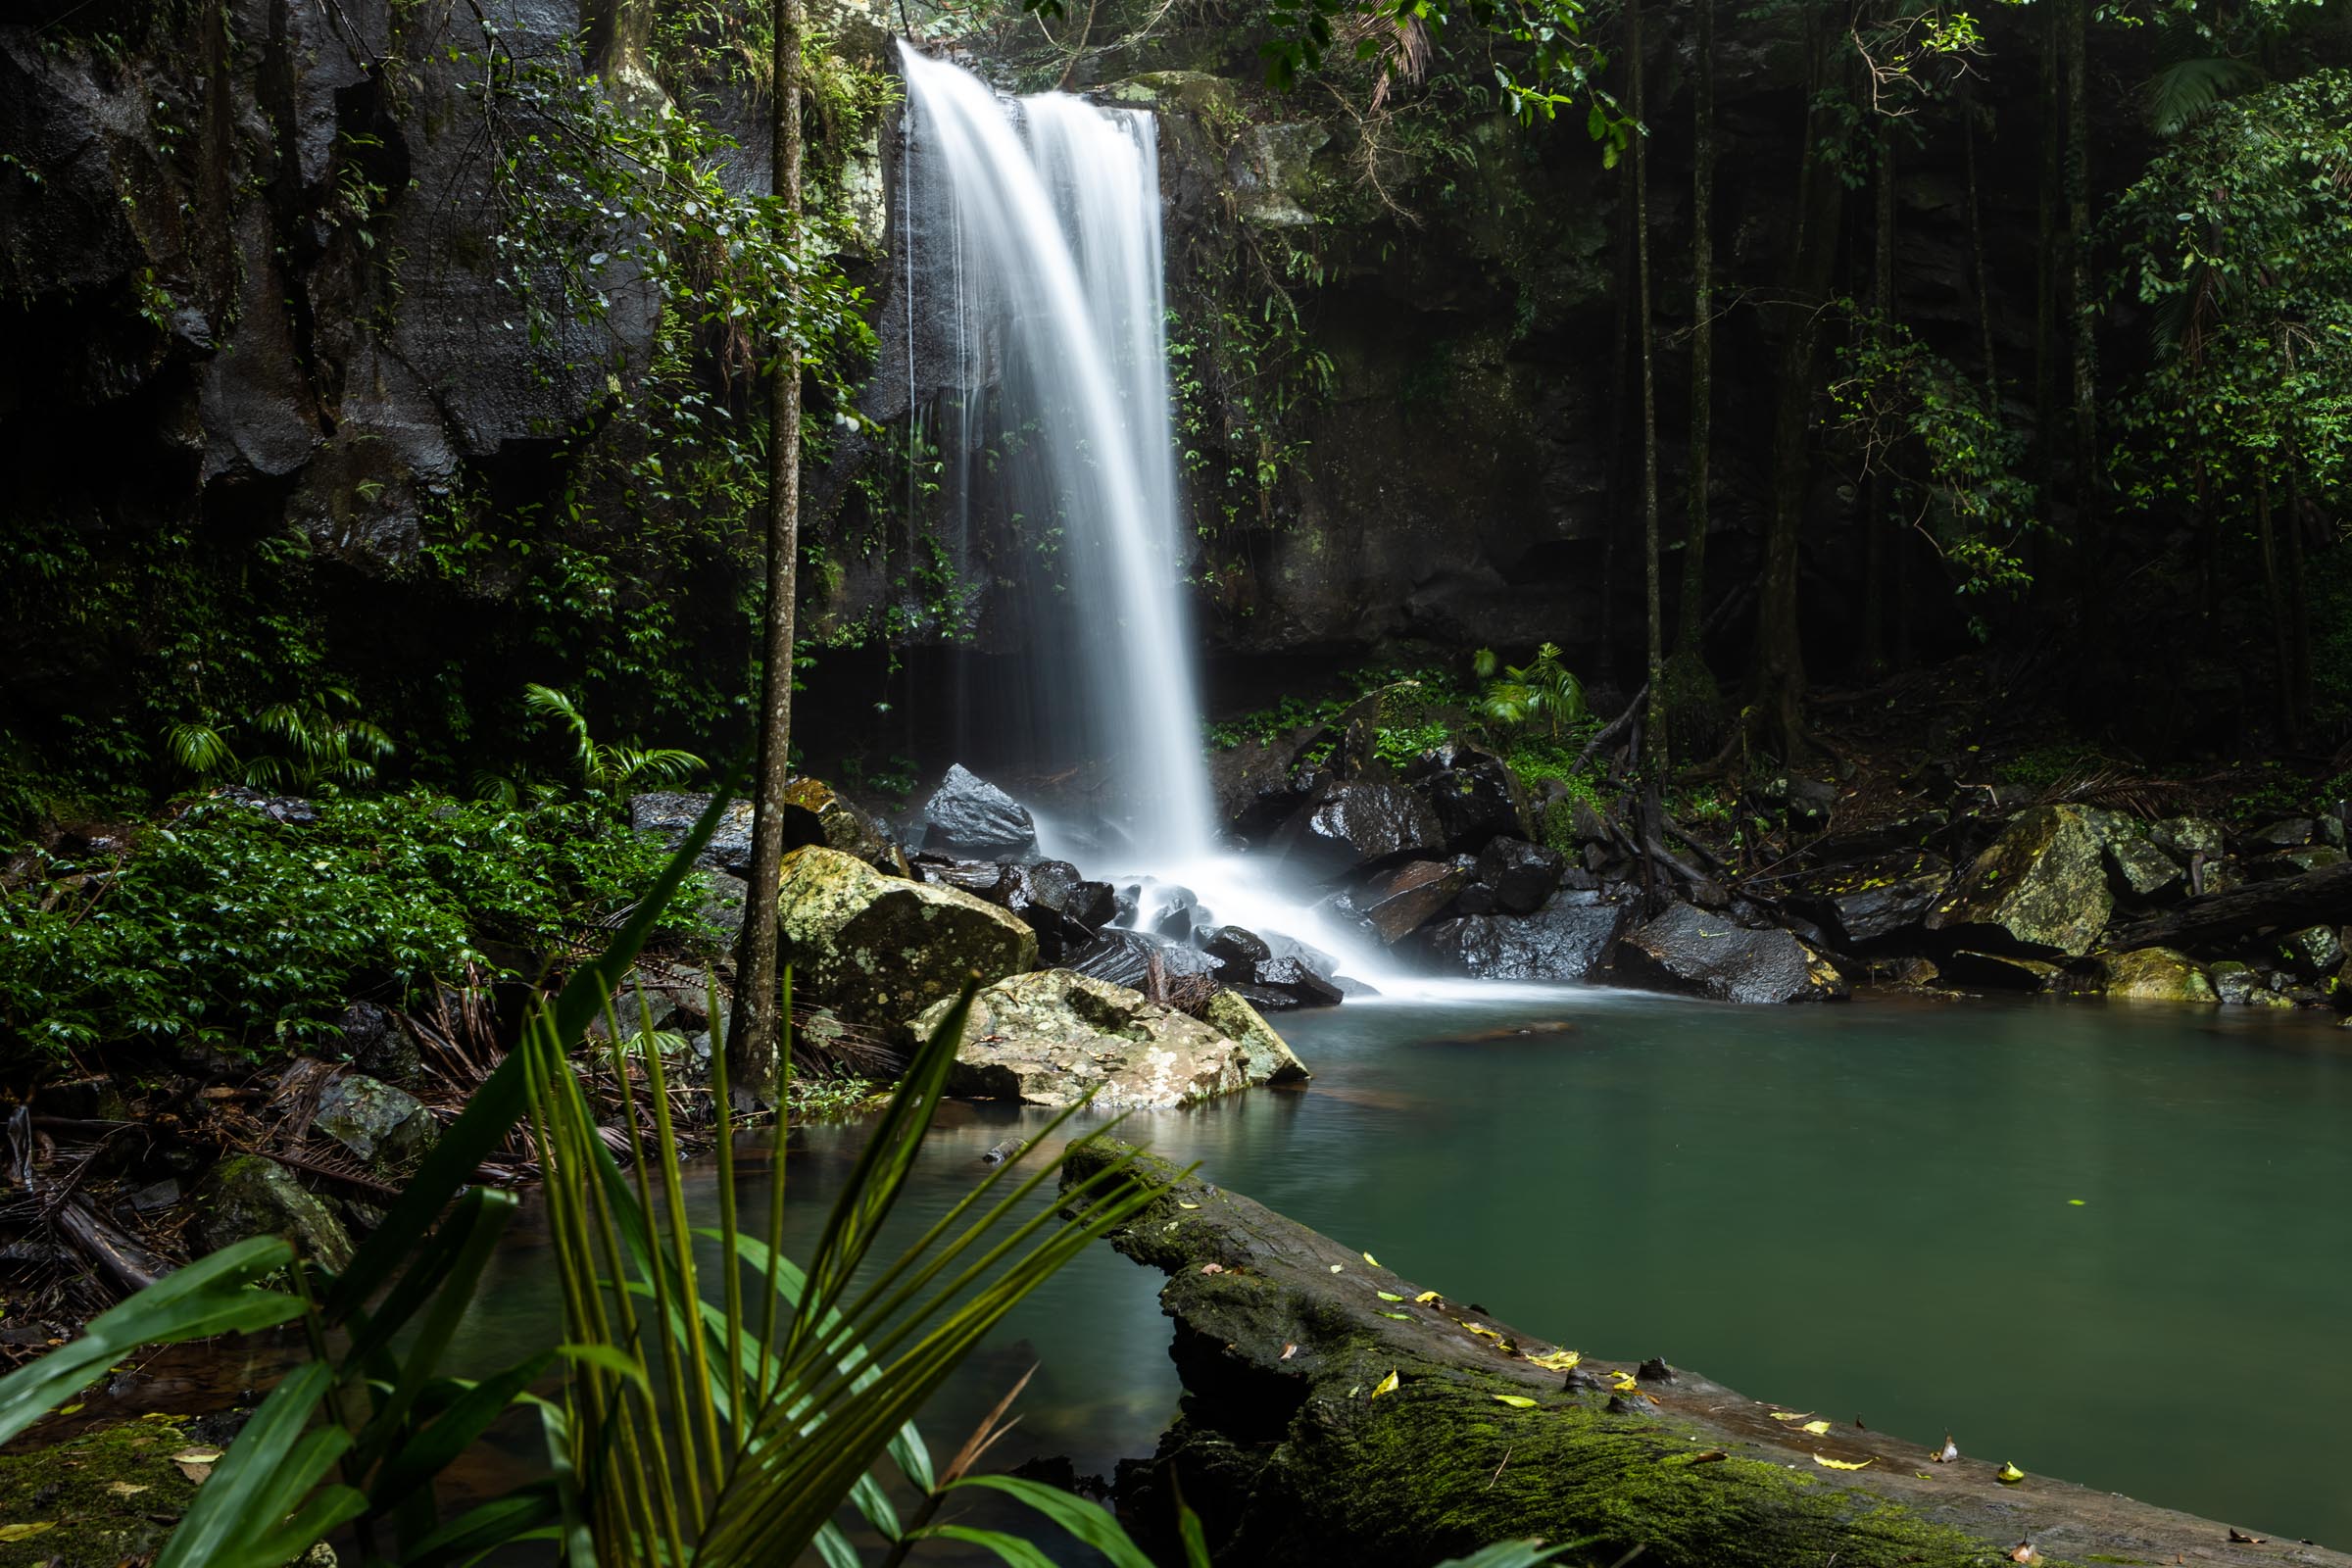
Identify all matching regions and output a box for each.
[896,48,1412,990]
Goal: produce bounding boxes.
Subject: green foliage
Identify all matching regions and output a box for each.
[1992,742,2112,792]
[523,684,706,800]
[0,791,703,1061]
[2109,70,2352,522]
[1831,311,2041,635]
[167,687,396,793]
[1472,642,1586,743]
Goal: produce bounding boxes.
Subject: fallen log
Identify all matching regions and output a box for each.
[1065,1143,2344,1568]
[2107,860,2352,951]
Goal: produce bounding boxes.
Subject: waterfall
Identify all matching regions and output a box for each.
[896,48,1215,864]
[898,49,1421,989]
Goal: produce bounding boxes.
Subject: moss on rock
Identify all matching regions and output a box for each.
[777,846,1036,1027]
[0,1416,202,1568]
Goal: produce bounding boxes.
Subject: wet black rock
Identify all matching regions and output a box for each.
[214,786,320,826]
[1326,858,1474,945]
[1200,924,1273,975]
[1403,742,1534,853]
[1475,836,1566,916]
[1417,890,1632,982]
[1207,734,1314,840]
[1151,886,1200,942]
[1275,779,1446,881]
[923,764,1039,858]
[1250,956,1345,1008]
[1808,854,1950,947]
[2275,923,2345,981]
[1615,902,1847,1004]
[1065,930,1215,991]
[630,792,756,876]
[336,1002,422,1089]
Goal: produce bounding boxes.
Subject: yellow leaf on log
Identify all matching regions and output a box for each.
[1813,1454,1875,1471]
[1492,1395,1539,1408]
[1526,1349,1581,1371]
[0,1524,55,1544]
[1800,1420,1832,1436]
[1371,1369,1400,1397]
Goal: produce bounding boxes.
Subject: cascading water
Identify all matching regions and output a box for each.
[896,48,1410,989]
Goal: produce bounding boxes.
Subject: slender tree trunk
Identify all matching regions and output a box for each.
[1861,117,1893,675]
[1600,132,1637,685]
[1634,0,1663,767]
[2064,0,2096,551]
[2288,466,2313,729]
[730,0,807,1103]
[2033,0,2061,513]
[1962,81,1997,406]
[1674,0,1716,663]
[2256,471,2295,745]
[1749,19,1844,762]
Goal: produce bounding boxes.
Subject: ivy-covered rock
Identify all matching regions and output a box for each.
[2101,947,2218,1004]
[777,846,1037,1026]
[315,1072,435,1169]
[1926,805,2112,957]
[918,969,1267,1109]
[194,1154,355,1272]
[1615,902,1847,1004]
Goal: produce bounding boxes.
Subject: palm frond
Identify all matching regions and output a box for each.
[2148,56,2263,135]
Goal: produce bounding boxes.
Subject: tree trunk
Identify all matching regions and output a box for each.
[2109,859,2352,950]
[1748,21,1844,763]
[2257,472,2296,745]
[729,0,808,1103]
[1068,1144,2347,1568]
[1634,0,1663,767]
[1674,0,1716,663]
[2064,0,2096,552]
[1861,117,1894,676]
[2033,0,2061,512]
[2288,466,2313,730]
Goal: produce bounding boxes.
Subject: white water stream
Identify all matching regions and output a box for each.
[898,49,1428,992]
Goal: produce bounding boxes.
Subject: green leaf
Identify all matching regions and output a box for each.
[156,1361,351,1568]
[913,1524,1059,1568]
[946,1474,1157,1568]
[1430,1542,1582,1568]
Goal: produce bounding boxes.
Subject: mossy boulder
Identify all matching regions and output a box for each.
[917,970,1273,1109]
[1200,990,1310,1087]
[1926,805,2112,957]
[194,1154,354,1271]
[314,1072,434,1169]
[0,1416,204,1567]
[2100,947,2218,1004]
[777,846,1036,1026]
[781,775,895,867]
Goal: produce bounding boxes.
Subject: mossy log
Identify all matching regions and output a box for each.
[2107,860,2352,951]
[1065,1144,2344,1568]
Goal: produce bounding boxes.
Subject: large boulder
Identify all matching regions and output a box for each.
[776,847,1037,1026]
[1275,779,1446,881]
[1207,732,1313,839]
[1325,858,1472,945]
[1250,956,1346,1008]
[920,970,1279,1108]
[1925,805,2112,958]
[1615,902,1847,1004]
[2101,947,2218,1004]
[1806,853,1949,946]
[194,1154,355,1272]
[1066,929,1215,992]
[1403,742,1534,852]
[1475,836,1566,916]
[631,791,756,876]
[1201,991,1312,1086]
[1417,891,1633,982]
[921,764,1038,858]
[2082,808,2183,900]
[315,1073,435,1169]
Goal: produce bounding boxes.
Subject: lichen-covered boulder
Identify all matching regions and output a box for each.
[1418,890,1632,982]
[777,846,1037,1026]
[315,1072,435,1169]
[194,1154,354,1272]
[919,970,1266,1108]
[2081,808,2183,899]
[2273,923,2344,980]
[2149,814,2227,859]
[1201,991,1311,1087]
[1926,805,2112,957]
[1614,902,1847,1004]
[921,764,1038,858]
[2209,960,2292,1006]
[781,775,895,867]
[2101,947,2218,1004]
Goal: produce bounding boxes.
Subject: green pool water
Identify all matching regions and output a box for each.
[461,988,2352,1548]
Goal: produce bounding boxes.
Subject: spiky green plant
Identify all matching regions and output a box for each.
[1472,643,1588,744]
[524,684,705,798]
